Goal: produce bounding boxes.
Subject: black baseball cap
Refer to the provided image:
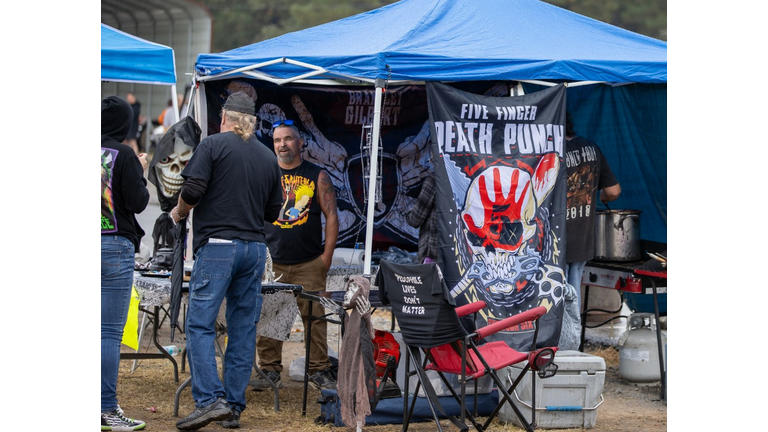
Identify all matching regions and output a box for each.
[222,91,256,115]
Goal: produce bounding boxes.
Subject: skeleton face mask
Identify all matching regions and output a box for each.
[343,282,361,307]
[154,136,193,198]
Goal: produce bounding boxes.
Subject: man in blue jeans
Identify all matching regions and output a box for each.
[171,92,283,430]
[101,95,150,431]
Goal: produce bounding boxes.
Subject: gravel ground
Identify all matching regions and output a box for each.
[118,303,666,431]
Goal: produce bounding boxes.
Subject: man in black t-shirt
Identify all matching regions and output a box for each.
[171,92,283,430]
[564,113,621,313]
[254,120,340,391]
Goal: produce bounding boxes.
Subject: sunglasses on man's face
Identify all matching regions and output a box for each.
[272,119,295,128]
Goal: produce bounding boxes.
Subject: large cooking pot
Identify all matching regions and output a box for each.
[594,210,641,262]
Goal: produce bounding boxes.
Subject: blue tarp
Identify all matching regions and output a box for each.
[195,0,666,84]
[101,23,177,86]
[525,82,668,243]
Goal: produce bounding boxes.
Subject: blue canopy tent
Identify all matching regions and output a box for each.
[101,23,181,151]
[192,0,667,274]
[102,22,189,346]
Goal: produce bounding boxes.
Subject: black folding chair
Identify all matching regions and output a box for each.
[376,260,558,432]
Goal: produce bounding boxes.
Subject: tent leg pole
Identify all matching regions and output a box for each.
[171,84,180,124]
[363,79,385,277]
[132,310,149,372]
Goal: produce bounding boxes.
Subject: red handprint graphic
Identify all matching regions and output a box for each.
[462,166,537,252]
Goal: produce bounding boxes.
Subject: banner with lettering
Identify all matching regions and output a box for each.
[204,79,431,250]
[426,82,567,350]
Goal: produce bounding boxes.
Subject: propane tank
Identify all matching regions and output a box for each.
[618,313,666,383]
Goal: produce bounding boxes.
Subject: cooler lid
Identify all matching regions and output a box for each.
[512,350,606,374]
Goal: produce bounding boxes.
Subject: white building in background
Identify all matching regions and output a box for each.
[101,0,212,150]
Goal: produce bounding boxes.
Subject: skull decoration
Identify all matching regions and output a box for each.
[154,136,193,199]
[462,165,538,254]
[256,103,286,140]
[454,153,563,317]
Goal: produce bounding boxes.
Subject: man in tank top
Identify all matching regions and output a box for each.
[254,120,340,391]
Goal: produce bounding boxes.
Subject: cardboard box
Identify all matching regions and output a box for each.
[500,350,605,429]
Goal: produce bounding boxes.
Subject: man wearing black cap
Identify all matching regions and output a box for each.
[101,95,149,431]
[171,91,283,430]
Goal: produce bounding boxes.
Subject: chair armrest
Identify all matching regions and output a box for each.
[474,306,547,340]
[455,301,486,318]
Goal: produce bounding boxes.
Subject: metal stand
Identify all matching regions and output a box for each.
[578,284,627,352]
[633,269,666,401]
[120,305,179,383]
[301,293,343,416]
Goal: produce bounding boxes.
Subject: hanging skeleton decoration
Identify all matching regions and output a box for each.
[148,116,202,254]
[450,153,565,318]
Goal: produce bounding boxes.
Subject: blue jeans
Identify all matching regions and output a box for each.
[565,261,587,313]
[101,235,135,412]
[186,239,266,414]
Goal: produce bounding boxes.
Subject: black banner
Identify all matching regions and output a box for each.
[426,82,568,350]
[204,79,431,250]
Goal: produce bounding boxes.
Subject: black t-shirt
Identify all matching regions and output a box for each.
[265,161,325,264]
[376,260,464,349]
[181,131,283,253]
[564,136,618,263]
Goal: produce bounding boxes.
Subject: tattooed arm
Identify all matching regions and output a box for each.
[317,169,339,270]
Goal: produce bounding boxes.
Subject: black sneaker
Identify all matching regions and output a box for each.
[251,369,283,390]
[308,368,337,390]
[215,409,241,429]
[101,406,146,431]
[176,397,231,431]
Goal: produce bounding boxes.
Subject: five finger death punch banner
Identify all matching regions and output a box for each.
[426,82,567,350]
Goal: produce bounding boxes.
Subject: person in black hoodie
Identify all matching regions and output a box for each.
[101,95,150,431]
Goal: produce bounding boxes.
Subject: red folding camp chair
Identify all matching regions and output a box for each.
[376,260,558,432]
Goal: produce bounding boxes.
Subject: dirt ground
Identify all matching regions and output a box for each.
[117,309,666,431]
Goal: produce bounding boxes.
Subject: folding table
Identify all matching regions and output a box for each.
[121,272,187,383]
[172,281,303,415]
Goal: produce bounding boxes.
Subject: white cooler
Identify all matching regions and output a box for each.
[500,350,605,429]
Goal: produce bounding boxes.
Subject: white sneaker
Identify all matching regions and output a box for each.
[101,405,146,431]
